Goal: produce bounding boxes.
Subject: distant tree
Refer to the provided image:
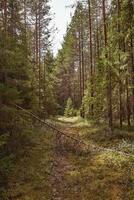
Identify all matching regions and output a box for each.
[64,98,74,117]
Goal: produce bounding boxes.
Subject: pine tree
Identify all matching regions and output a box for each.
[0,1,38,197]
[64,98,74,117]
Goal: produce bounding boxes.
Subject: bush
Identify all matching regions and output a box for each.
[64,98,75,117]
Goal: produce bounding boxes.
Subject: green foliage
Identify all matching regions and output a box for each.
[0,2,38,198]
[64,98,75,117]
[0,0,134,198]
[41,51,58,117]
[51,117,134,200]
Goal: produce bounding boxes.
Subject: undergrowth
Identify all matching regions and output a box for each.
[53,116,134,200]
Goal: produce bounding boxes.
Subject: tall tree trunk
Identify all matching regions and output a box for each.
[3,0,7,33]
[35,4,38,67]
[73,62,76,106]
[43,58,46,117]
[126,77,131,126]
[130,35,134,121]
[78,28,82,106]
[10,0,14,36]
[3,0,7,84]
[96,18,100,60]
[24,0,28,58]
[88,0,94,117]
[38,1,41,108]
[80,10,85,118]
[35,3,40,107]
[102,0,113,130]
[81,20,84,99]
[117,0,123,128]
[124,41,131,126]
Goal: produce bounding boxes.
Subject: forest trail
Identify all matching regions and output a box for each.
[51,137,73,200]
[1,0,134,199]
[7,117,134,200]
[50,117,134,200]
[51,118,79,199]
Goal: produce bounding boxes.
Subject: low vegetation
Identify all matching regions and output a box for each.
[54,117,134,200]
[0,0,133,199]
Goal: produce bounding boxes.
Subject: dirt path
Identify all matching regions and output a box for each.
[50,117,134,200]
[51,132,74,200]
[51,121,84,200]
[8,118,134,200]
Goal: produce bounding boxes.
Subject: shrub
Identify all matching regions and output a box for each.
[64,98,75,117]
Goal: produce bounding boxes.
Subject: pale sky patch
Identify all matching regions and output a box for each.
[50,0,75,55]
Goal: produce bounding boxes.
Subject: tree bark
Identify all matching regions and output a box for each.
[88,0,94,117]
[3,0,7,33]
[38,0,41,108]
[78,28,82,106]
[102,0,113,130]
[81,18,84,99]
[123,41,131,126]
[130,35,134,121]
[117,0,123,128]
[126,77,131,126]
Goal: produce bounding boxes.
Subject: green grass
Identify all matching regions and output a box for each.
[53,116,134,200]
[7,125,54,200]
[5,117,134,200]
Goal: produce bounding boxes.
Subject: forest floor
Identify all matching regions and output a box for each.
[7,117,134,200]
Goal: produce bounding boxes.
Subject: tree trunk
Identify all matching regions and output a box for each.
[3,0,7,33]
[38,1,41,108]
[123,41,131,126]
[130,35,134,121]
[81,19,84,99]
[35,4,39,67]
[102,0,113,130]
[126,77,131,126]
[10,0,14,36]
[35,3,40,107]
[24,0,28,59]
[80,9,85,118]
[88,0,94,117]
[117,0,123,128]
[78,28,82,106]
[96,17,100,60]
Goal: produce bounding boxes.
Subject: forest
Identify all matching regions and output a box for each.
[0,0,134,199]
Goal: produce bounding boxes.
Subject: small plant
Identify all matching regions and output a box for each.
[64,98,75,117]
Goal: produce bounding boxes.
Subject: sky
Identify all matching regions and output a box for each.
[50,0,75,55]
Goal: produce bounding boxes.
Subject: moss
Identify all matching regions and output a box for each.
[53,117,134,199]
[7,126,54,200]
[6,117,134,199]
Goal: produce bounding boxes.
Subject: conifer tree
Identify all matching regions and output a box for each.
[64,98,74,117]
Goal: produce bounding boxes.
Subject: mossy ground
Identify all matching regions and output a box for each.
[7,125,54,200]
[53,117,134,200]
[6,117,134,200]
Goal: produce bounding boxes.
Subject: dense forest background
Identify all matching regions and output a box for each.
[0,0,134,199]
